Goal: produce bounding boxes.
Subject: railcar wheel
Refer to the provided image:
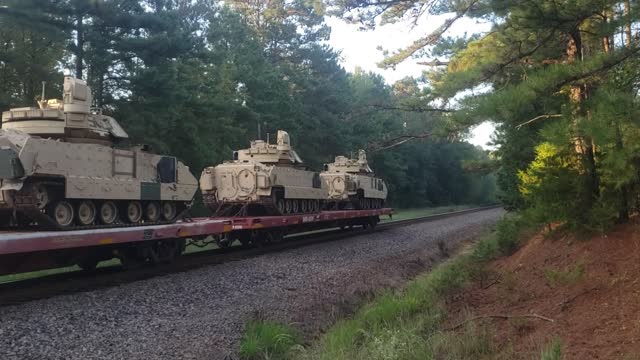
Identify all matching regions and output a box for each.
[53,201,74,227]
[76,200,96,226]
[125,201,143,223]
[215,235,231,248]
[146,202,161,222]
[99,201,118,225]
[238,232,252,246]
[151,239,183,264]
[162,202,177,221]
[78,258,99,271]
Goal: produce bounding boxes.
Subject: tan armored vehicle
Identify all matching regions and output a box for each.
[0,76,198,228]
[200,130,327,215]
[321,150,387,209]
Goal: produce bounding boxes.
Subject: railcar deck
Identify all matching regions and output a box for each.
[0,209,392,276]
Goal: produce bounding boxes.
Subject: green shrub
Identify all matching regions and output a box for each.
[239,320,303,360]
[540,338,563,360]
[297,213,536,359]
[544,262,585,287]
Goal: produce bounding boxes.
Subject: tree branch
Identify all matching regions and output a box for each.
[368,133,431,152]
[553,45,640,90]
[516,114,563,129]
[378,0,479,68]
[417,59,450,66]
[371,104,456,113]
[445,313,554,331]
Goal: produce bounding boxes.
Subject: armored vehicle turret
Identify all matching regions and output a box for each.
[200,130,327,215]
[320,150,387,209]
[0,76,198,229]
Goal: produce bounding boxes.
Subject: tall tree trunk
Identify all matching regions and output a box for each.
[625,0,632,47]
[618,0,633,221]
[602,10,612,52]
[75,13,84,79]
[568,29,599,220]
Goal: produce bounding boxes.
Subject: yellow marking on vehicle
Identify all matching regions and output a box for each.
[99,238,113,245]
[223,224,233,232]
[178,230,190,237]
[252,223,264,229]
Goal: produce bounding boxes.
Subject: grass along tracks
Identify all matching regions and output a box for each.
[238,211,542,360]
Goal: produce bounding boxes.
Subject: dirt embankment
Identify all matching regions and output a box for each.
[446,222,640,359]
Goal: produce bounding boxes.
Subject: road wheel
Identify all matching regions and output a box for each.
[162,202,177,221]
[76,200,96,226]
[292,199,299,214]
[33,184,49,210]
[285,199,293,214]
[125,201,142,223]
[300,199,308,213]
[145,202,161,222]
[52,200,74,227]
[99,201,118,225]
[276,198,285,214]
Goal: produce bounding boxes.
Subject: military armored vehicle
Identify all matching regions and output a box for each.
[321,150,387,209]
[200,130,327,216]
[0,76,198,228]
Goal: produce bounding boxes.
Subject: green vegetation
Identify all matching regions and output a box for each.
[0,258,121,284]
[239,320,303,360]
[540,338,563,360]
[331,0,640,231]
[544,262,586,287]
[0,266,78,285]
[239,215,535,359]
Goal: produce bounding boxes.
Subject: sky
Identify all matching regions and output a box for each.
[325,15,496,149]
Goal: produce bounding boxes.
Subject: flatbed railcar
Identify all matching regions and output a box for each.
[0,208,392,276]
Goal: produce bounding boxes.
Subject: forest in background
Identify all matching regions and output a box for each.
[331,0,640,231]
[0,0,497,209]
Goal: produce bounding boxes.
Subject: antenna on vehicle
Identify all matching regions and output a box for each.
[267,132,270,144]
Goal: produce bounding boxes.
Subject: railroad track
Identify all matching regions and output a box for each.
[0,205,501,306]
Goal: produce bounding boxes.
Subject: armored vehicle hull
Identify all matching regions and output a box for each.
[320,150,387,209]
[200,130,327,216]
[0,129,198,228]
[321,173,387,209]
[0,77,198,229]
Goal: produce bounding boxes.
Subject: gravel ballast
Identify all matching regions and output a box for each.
[0,208,504,360]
